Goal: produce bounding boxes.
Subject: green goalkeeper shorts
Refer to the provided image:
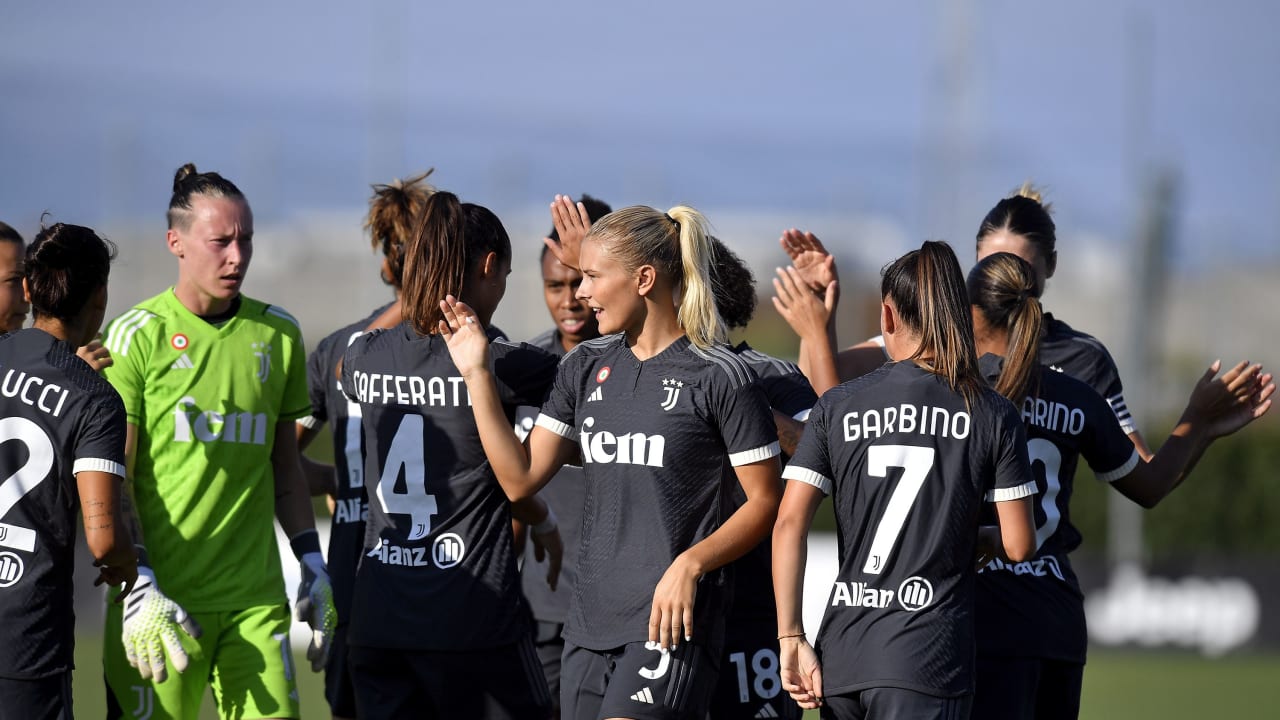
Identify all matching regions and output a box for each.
[104,601,300,720]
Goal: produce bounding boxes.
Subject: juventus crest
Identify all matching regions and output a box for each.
[251,342,272,383]
[660,378,684,411]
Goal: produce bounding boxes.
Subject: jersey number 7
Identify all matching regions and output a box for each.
[862,444,935,575]
[375,414,438,541]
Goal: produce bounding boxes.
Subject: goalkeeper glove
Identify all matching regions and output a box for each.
[120,553,202,683]
[291,531,336,672]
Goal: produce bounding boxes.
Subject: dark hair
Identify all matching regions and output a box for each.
[975,183,1056,288]
[366,170,436,287]
[26,223,117,322]
[167,163,247,229]
[0,221,23,245]
[881,240,982,401]
[543,194,613,259]
[400,192,512,336]
[967,252,1044,406]
[708,236,757,330]
[588,204,725,350]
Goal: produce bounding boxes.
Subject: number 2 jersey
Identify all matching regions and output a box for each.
[534,334,780,652]
[102,290,311,611]
[975,353,1139,663]
[0,329,127,679]
[783,361,1036,697]
[341,324,558,650]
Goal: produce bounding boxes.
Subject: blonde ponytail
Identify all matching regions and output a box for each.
[667,206,726,350]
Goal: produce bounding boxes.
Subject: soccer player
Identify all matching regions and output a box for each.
[101,164,334,720]
[967,252,1274,720]
[707,237,814,720]
[772,241,1038,718]
[0,223,137,720]
[341,190,560,720]
[514,193,611,720]
[295,170,435,720]
[440,197,784,720]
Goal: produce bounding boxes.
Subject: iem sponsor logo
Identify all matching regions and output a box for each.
[0,552,25,588]
[173,396,269,445]
[897,576,933,611]
[579,417,665,467]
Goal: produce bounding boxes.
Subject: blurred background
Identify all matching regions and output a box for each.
[3,0,1277,716]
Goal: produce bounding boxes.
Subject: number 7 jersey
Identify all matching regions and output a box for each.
[783,361,1036,698]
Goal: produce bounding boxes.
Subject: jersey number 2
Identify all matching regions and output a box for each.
[0,417,55,523]
[375,415,438,541]
[863,444,936,575]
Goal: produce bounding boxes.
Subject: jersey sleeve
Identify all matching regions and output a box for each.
[781,395,833,495]
[709,370,780,467]
[300,336,331,429]
[1079,387,1141,483]
[759,369,818,421]
[984,394,1038,502]
[1079,343,1136,435]
[339,330,377,403]
[491,340,561,408]
[72,392,128,479]
[100,309,154,426]
[278,320,311,422]
[534,351,580,441]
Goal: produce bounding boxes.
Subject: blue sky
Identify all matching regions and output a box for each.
[2,0,1277,268]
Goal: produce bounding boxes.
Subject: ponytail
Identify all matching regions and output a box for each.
[26,223,117,323]
[967,252,1044,406]
[881,240,983,402]
[400,191,512,336]
[667,206,725,349]
[365,169,435,288]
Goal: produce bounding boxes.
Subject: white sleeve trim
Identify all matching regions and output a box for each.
[782,465,832,495]
[986,480,1038,502]
[1096,449,1141,484]
[74,458,126,478]
[296,415,321,429]
[729,442,780,466]
[792,408,812,422]
[534,413,574,439]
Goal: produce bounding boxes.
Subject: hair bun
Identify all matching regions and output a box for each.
[173,163,199,193]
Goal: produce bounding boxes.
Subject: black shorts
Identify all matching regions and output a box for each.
[974,655,1084,720]
[561,640,719,720]
[822,687,971,720]
[710,619,801,720]
[0,672,72,720]
[325,624,358,718]
[533,620,565,708]
[348,634,551,720]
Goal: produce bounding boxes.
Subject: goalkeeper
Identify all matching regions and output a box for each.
[101,163,334,720]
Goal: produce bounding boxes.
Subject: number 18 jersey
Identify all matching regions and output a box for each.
[0,329,127,679]
[783,361,1036,698]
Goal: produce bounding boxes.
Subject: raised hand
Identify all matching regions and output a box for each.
[1187,360,1274,439]
[546,194,592,271]
[779,229,838,294]
[772,265,838,340]
[438,295,493,379]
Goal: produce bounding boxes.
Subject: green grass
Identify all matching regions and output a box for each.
[73,634,1280,719]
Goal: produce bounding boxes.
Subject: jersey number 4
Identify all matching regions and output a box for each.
[375,415,438,541]
[862,444,936,575]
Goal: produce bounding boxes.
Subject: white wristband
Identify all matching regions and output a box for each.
[531,507,558,536]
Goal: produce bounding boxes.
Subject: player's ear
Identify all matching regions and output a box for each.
[880,299,896,337]
[1044,249,1058,280]
[634,264,657,297]
[21,277,31,304]
[166,228,184,258]
[479,251,500,280]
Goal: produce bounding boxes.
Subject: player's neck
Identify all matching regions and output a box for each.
[32,317,77,345]
[173,282,238,318]
[627,311,684,361]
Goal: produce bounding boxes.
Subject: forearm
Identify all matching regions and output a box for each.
[462,368,543,500]
[510,495,550,525]
[274,456,318,539]
[300,454,338,498]
[798,327,841,397]
[772,510,810,635]
[1123,418,1210,508]
[679,482,779,580]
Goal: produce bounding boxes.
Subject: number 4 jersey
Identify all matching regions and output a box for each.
[783,361,1036,698]
[341,324,558,651]
[0,328,127,679]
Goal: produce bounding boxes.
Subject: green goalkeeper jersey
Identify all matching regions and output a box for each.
[102,289,310,612]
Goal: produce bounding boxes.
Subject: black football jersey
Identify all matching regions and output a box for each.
[1040,313,1136,435]
[784,361,1036,697]
[727,343,816,622]
[536,334,779,651]
[341,324,558,650]
[0,329,127,679]
[975,353,1138,662]
[300,304,388,622]
[515,328,583,625]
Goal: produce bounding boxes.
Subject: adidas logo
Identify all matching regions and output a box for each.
[587,386,603,402]
[629,687,654,704]
[755,702,780,718]
[170,353,195,370]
